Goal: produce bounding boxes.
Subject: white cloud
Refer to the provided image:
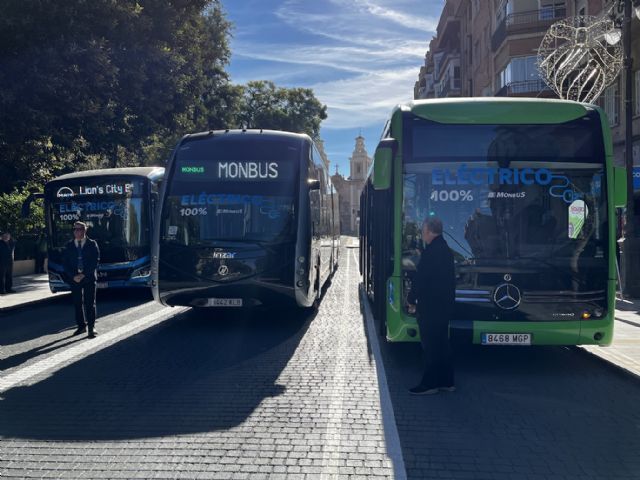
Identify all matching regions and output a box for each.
[233,40,425,75]
[336,0,439,32]
[313,67,418,129]
[231,0,439,131]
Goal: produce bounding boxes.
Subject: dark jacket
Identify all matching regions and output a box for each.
[63,238,100,284]
[0,239,15,267]
[409,235,455,322]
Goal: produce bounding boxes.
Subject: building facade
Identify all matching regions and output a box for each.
[414,0,640,166]
[331,135,372,236]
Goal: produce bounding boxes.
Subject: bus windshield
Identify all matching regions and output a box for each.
[162,136,300,246]
[49,178,149,250]
[402,118,607,290]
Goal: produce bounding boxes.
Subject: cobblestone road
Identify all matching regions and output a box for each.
[2,245,640,479]
[0,246,398,479]
[376,318,640,480]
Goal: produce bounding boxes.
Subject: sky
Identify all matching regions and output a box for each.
[223,0,444,176]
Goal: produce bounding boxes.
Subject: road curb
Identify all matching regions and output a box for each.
[577,345,640,381]
[0,293,69,314]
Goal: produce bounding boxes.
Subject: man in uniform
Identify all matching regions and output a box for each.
[0,232,16,294]
[408,217,456,395]
[63,222,100,338]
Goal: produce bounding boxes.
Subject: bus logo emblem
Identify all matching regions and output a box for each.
[493,283,521,310]
[56,187,75,198]
[218,265,229,276]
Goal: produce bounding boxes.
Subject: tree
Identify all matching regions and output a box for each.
[0,0,234,192]
[236,81,327,138]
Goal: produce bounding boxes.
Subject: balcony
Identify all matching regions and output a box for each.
[436,51,460,81]
[439,68,461,98]
[440,77,461,98]
[495,79,552,96]
[491,6,567,52]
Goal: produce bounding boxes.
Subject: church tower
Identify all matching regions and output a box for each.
[349,134,371,181]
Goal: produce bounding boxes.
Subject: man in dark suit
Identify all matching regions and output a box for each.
[0,232,16,294]
[63,222,100,338]
[407,217,456,395]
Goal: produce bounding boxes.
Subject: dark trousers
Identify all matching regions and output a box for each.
[417,315,454,388]
[0,263,12,293]
[71,281,97,329]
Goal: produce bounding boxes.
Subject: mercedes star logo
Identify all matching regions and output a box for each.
[493,283,521,310]
[218,265,229,276]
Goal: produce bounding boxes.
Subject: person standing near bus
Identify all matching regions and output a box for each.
[0,232,16,294]
[407,217,456,395]
[63,222,100,338]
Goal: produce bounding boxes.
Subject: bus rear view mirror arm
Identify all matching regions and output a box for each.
[21,192,44,218]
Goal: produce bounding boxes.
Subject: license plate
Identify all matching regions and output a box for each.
[96,282,108,289]
[206,298,243,307]
[482,333,531,345]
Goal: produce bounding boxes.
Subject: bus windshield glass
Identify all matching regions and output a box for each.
[402,117,607,289]
[163,136,299,245]
[49,178,148,249]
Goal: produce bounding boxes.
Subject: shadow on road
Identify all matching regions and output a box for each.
[378,333,640,480]
[0,289,153,351]
[0,304,315,440]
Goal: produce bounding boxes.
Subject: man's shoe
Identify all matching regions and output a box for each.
[6,289,15,293]
[72,327,87,336]
[87,330,97,339]
[439,386,456,392]
[409,385,439,395]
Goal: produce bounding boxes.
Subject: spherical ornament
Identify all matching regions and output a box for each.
[537,15,623,104]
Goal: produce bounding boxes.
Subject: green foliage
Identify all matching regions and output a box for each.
[0,187,44,237]
[0,2,328,194]
[0,0,233,192]
[236,81,328,138]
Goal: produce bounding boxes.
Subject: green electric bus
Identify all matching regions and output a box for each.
[360,98,626,345]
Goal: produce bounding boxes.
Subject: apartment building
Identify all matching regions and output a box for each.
[415,0,640,165]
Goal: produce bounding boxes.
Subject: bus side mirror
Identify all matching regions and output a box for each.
[614,167,627,208]
[308,179,321,190]
[373,138,397,190]
[21,192,44,218]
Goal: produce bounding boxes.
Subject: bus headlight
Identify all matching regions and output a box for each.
[49,271,63,283]
[131,267,151,279]
[581,311,592,320]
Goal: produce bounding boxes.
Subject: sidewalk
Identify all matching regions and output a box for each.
[580,298,640,379]
[0,273,69,313]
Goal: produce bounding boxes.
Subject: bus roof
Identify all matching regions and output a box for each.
[182,129,311,144]
[51,167,165,183]
[395,97,599,125]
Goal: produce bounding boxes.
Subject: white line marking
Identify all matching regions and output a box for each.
[0,306,188,393]
[320,246,351,479]
[356,250,408,480]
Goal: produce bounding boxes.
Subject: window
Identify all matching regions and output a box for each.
[497,56,541,90]
[603,81,620,126]
[540,1,564,20]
